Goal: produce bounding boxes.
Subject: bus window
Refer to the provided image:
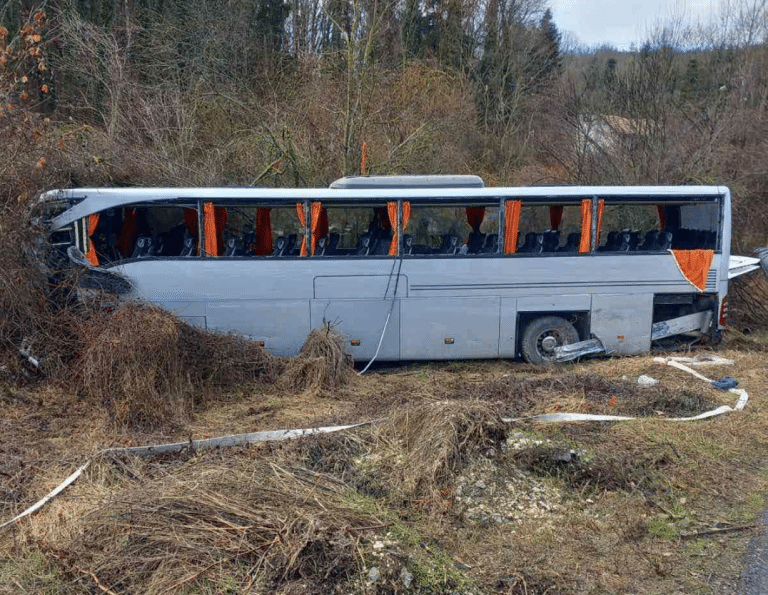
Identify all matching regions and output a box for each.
[403,205,499,255]
[598,204,662,252]
[321,204,394,256]
[88,205,198,263]
[205,205,305,257]
[516,204,582,254]
[597,202,718,252]
[670,203,719,250]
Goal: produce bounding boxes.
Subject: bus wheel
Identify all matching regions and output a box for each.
[521,316,579,365]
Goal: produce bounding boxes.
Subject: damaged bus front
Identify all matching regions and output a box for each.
[36,180,751,364]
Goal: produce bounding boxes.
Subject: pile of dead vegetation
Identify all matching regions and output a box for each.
[51,455,382,594]
[729,270,768,332]
[70,304,357,430]
[279,324,354,394]
[75,304,285,429]
[351,400,508,507]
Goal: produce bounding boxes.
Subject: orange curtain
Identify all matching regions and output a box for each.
[657,205,666,230]
[255,207,272,256]
[386,202,398,255]
[118,208,138,257]
[504,200,521,254]
[549,206,564,230]
[204,202,227,256]
[579,199,592,254]
[310,202,325,256]
[672,249,714,291]
[85,212,100,266]
[386,201,411,256]
[296,203,307,256]
[466,207,485,232]
[596,200,605,244]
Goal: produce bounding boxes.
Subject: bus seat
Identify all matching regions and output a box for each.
[132,236,154,258]
[519,232,543,254]
[357,233,373,256]
[655,231,673,251]
[640,230,659,251]
[559,232,580,252]
[616,231,631,251]
[467,231,486,253]
[599,231,618,252]
[273,236,288,257]
[403,234,414,255]
[180,232,196,257]
[439,235,460,254]
[224,235,242,257]
[315,236,327,256]
[326,232,340,255]
[285,234,298,255]
[625,229,641,250]
[543,230,560,252]
[482,233,498,253]
[243,231,256,256]
[371,232,393,255]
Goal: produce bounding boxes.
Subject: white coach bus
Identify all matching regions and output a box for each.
[38,176,739,364]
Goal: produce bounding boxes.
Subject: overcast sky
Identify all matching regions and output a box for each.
[550,0,718,50]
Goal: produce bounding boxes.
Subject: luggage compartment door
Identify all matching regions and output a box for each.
[590,293,654,355]
[310,299,400,361]
[401,297,500,360]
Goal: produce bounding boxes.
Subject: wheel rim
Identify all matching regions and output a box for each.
[535,329,567,360]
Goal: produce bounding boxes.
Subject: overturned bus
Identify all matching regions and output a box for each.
[34,177,762,364]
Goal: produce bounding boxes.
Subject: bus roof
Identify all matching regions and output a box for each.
[44,184,728,231]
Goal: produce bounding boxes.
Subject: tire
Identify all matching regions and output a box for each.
[521,316,580,365]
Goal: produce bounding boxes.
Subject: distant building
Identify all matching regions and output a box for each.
[577,114,651,155]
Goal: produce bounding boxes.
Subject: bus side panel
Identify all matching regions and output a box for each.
[205,299,310,357]
[499,298,518,358]
[310,299,400,361]
[591,293,654,355]
[401,297,500,360]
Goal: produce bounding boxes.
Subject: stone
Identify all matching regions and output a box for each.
[400,567,413,589]
[368,567,381,582]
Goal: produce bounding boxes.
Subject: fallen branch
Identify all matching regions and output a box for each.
[679,524,757,540]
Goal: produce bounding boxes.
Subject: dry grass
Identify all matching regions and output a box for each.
[44,454,380,595]
[280,323,354,394]
[379,399,506,502]
[78,304,281,430]
[3,349,768,594]
[729,272,768,332]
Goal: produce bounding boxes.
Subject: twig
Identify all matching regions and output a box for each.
[76,566,119,595]
[346,522,392,532]
[679,524,757,540]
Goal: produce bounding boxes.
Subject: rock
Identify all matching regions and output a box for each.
[474,480,487,490]
[400,567,413,589]
[368,567,381,582]
[638,374,658,386]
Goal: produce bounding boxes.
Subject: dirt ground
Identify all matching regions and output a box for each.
[2,333,768,594]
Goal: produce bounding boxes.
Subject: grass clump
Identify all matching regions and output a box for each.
[380,399,506,502]
[280,323,354,394]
